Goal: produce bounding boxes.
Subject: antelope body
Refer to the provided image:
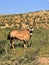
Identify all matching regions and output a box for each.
[10,30,30,41]
[7,27,34,49]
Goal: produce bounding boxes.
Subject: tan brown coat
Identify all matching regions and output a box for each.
[10,30,30,41]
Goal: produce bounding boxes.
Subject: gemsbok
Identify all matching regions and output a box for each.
[7,26,34,50]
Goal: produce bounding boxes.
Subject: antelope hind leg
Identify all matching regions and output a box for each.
[10,39,13,48]
[12,40,15,50]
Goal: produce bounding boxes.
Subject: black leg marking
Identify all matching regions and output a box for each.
[10,38,13,48]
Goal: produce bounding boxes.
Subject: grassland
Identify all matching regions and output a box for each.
[0,10,49,65]
[0,27,49,65]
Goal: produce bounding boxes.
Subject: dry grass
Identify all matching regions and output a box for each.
[0,10,49,29]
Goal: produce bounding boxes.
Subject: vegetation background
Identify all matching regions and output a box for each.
[0,10,49,65]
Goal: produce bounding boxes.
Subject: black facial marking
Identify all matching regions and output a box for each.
[30,30,33,33]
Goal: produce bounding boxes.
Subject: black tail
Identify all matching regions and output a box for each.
[7,32,10,40]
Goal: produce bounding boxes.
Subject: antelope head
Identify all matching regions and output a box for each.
[27,25,34,36]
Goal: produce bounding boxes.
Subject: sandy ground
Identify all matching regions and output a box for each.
[38,57,49,65]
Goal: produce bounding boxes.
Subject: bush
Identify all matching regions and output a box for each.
[0,22,5,26]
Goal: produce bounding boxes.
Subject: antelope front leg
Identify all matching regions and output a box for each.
[24,41,27,49]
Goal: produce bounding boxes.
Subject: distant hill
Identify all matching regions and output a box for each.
[0,10,49,29]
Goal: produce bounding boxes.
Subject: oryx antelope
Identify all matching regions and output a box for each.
[7,26,34,50]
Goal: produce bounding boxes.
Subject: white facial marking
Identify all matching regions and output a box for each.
[32,28,34,31]
[30,33,32,35]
